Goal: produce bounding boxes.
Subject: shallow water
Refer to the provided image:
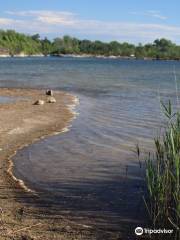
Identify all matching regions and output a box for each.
[0,95,17,103]
[1,57,180,236]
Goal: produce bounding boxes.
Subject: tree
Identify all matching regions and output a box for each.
[0,30,180,59]
[31,34,40,42]
[135,43,146,59]
[41,37,52,56]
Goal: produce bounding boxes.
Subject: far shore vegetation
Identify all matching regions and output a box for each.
[1,29,180,60]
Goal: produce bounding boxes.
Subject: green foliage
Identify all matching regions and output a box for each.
[143,101,180,239]
[51,36,180,59]
[0,29,180,59]
[41,37,52,56]
[52,35,80,54]
[0,30,42,55]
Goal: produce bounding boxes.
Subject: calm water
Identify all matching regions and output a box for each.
[0,95,17,103]
[1,57,180,237]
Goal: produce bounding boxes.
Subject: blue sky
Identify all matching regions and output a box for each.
[0,0,180,43]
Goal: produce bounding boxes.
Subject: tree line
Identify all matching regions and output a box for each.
[0,29,180,60]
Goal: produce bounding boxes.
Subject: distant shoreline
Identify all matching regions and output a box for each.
[0,53,180,61]
[1,31,180,62]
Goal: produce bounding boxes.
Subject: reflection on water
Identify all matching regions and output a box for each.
[1,57,180,236]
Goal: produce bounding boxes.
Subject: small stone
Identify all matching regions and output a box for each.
[46,89,53,96]
[34,100,45,105]
[47,96,56,103]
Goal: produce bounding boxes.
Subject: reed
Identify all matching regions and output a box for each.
[143,101,180,238]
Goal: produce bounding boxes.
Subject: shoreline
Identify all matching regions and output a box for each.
[0,88,98,239]
[6,93,79,194]
[1,53,180,61]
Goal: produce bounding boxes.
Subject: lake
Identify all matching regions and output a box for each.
[0,57,180,237]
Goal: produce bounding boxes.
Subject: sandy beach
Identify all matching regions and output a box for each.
[0,88,113,240]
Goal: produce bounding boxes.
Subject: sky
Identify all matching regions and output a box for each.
[0,0,180,44]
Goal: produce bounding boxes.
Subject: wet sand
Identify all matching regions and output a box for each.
[0,88,112,240]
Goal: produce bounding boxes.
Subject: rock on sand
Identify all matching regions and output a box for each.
[34,100,45,105]
[47,96,56,103]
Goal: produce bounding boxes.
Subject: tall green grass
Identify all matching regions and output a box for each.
[143,101,180,238]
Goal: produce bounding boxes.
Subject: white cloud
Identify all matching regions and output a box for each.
[5,10,77,25]
[130,10,167,20]
[1,10,180,43]
[0,17,21,25]
[147,10,167,20]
